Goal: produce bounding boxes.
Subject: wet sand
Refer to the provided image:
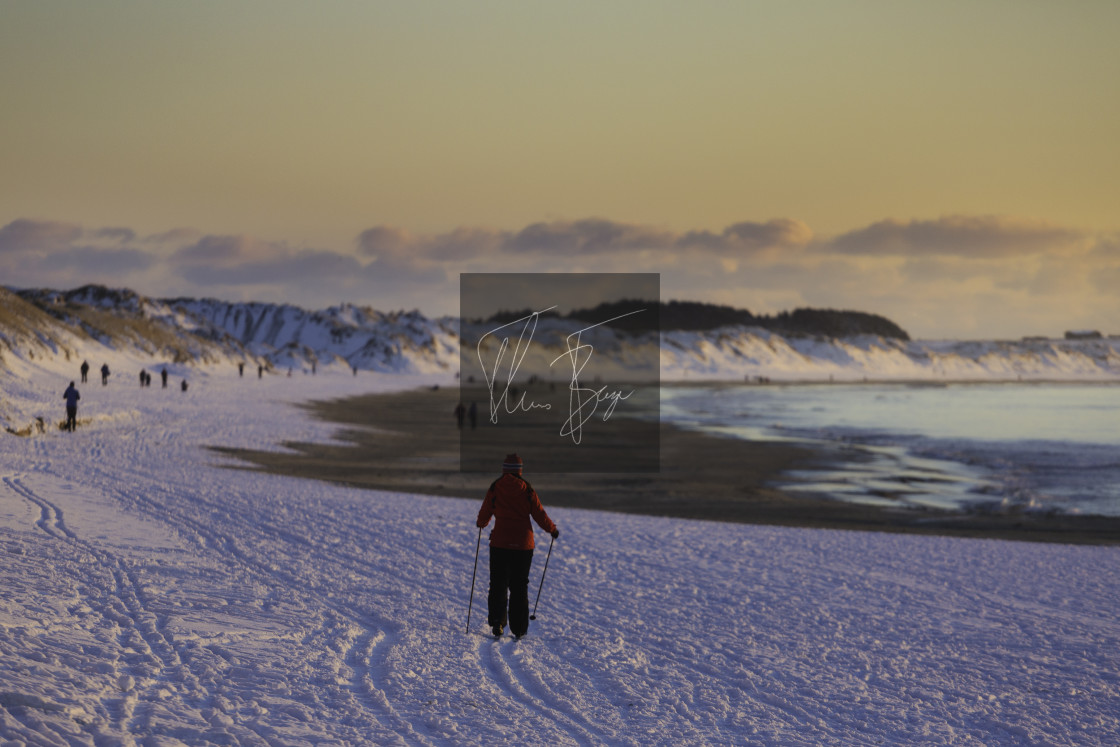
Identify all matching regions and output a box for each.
[211,386,1120,545]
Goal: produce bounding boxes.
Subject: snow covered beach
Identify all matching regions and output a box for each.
[2,366,1120,745]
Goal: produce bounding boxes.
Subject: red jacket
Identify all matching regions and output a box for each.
[476,473,556,550]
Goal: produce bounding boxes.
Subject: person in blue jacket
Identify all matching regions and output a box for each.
[62,381,80,432]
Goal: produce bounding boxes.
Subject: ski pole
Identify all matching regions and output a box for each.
[529,535,555,621]
[466,527,482,634]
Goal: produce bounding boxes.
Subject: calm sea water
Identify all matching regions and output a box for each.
[662,382,1120,517]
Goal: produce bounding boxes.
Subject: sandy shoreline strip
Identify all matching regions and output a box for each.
[212,386,1120,545]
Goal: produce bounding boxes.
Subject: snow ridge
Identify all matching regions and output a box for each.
[661,327,1120,381]
[169,298,459,374]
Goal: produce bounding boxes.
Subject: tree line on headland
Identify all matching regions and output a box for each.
[484,300,911,340]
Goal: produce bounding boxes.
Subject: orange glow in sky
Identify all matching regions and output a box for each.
[1,1,1117,339]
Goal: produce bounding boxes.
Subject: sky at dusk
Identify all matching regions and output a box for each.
[2,1,1118,340]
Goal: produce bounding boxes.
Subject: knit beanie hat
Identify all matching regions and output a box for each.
[502,453,523,474]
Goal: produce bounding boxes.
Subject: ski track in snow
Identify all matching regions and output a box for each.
[1,366,1120,745]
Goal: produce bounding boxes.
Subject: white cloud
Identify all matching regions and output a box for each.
[825,215,1084,258]
[1,215,1116,338]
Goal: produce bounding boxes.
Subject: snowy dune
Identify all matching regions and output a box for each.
[659,329,1120,382]
[1,361,1120,745]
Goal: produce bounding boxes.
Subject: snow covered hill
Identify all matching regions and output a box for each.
[8,286,461,376]
[1,363,1118,745]
[170,297,459,375]
[661,328,1120,381]
[0,286,468,432]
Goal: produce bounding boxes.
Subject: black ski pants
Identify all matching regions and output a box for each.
[65,406,77,432]
[488,547,533,636]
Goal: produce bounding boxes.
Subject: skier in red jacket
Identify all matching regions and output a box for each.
[476,453,558,639]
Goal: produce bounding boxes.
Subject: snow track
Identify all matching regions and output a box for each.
[477,637,607,745]
[4,473,192,736]
[2,369,1120,745]
[78,456,421,743]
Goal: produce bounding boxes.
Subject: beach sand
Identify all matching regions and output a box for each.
[212,386,1120,545]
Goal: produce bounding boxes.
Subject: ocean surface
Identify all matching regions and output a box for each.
[662,382,1120,517]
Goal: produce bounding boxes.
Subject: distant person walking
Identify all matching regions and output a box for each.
[258,364,264,379]
[139,369,146,387]
[468,401,478,430]
[476,454,558,639]
[80,360,89,383]
[455,402,466,429]
[239,362,244,377]
[100,363,110,386]
[181,379,188,392]
[62,381,80,432]
[161,367,168,388]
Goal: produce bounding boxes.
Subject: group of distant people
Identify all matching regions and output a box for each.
[63,360,189,432]
[455,401,479,430]
[63,358,344,432]
[136,367,172,388]
[79,359,111,386]
[240,362,268,379]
